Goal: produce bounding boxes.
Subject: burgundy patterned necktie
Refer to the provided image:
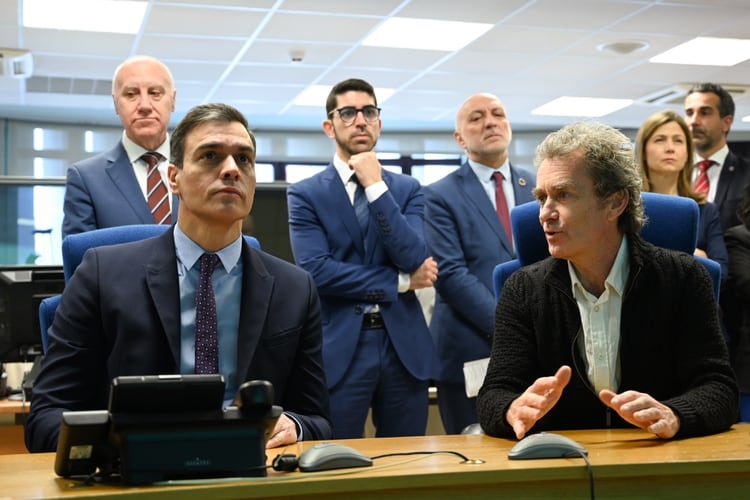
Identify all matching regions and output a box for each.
[195,253,220,374]
[694,159,713,196]
[492,171,512,245]
[142,152,171,224]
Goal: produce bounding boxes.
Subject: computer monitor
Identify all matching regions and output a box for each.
[0,265,65,362]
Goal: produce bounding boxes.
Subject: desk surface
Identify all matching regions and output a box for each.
[0,398,29,415]
[2,424,750,499]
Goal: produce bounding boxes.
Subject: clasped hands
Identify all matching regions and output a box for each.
[505,365,680,440]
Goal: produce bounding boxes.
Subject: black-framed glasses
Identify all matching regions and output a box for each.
[328,105,381,125]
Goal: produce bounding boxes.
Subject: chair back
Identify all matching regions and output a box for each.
[62,225,260,281]
[41,225,260,353]
[493,192,720,299]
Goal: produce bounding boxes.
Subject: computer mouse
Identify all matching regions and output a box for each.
[297,442,373,472]
[508,432,588,460]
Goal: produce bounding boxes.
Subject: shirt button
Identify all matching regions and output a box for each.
[594,306,600,312]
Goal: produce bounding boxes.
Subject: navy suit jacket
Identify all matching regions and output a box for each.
[714,150,750,232]
[424,162,536,383]
[287,165,438,388]
[25,229,331,452]
[62,140,179,238]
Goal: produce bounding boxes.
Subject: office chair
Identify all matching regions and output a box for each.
[493,192,721,300]
[39,225,261,353]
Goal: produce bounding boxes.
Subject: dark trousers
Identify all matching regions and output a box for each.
[328,327,429,438]
[436,380,478,434]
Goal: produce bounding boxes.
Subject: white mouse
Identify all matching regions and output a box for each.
[508,432,588,460]
[298,442,373,472]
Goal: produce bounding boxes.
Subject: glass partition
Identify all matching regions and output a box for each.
[0,178,65,266]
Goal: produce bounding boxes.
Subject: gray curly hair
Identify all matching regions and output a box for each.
[534,121,646,234]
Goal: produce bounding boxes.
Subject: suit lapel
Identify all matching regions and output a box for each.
[105,142,159,224]
[323,165,367,257]
[144,229,182,366]
[510,165,535,205]
[236,243,274,379]
[715,152,739,207]
[457,164,512,252]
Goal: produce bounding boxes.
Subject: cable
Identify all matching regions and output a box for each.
[369,450,484,464]
[575,450,596,500]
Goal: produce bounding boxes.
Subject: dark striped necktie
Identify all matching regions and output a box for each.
[142,152,171,224]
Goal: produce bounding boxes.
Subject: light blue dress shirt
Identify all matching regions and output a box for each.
[174,226,243,404]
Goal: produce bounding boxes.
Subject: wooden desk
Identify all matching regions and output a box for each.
[0,398,29,425]
[2,424,749,499]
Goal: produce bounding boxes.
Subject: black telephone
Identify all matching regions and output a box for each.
[54,376,281,484]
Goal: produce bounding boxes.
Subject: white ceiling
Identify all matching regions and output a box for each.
[1,0,750,134]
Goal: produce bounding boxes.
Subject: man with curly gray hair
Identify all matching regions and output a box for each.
[478,121,737,441]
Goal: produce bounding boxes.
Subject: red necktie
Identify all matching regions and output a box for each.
[143,152,171,224]
[492,171,512,245]
[694,159,713,196]
[195,253,220,374]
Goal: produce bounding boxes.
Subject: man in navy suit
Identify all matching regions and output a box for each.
[62,55,178,238]
[287,78,438,438]
[685,82,750,232]
[26,103,331,452]
[424,94,536,434]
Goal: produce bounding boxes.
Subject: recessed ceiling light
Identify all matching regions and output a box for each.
[597,40,650,55]
[650,37,750,66]
[23,0,147,34]
[292,85,395,107]
[362,17,493,51]
[532,96,633,117]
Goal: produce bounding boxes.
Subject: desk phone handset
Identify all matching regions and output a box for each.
[54,377,280,483]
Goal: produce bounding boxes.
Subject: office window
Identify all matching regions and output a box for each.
[255,163,275,183]
[285,164,327,184]
[412,164,459,185]
[0,182,64,266]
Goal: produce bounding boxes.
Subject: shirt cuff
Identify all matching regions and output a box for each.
[284,411,304,441]
[364,181,387,202]
[398,271,410,293]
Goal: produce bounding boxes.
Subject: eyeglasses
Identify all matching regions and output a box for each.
[328,105,381,125]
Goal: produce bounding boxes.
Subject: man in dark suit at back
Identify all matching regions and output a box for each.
[424,93,535,434]
[26,103,331,452]
[685,82,750,232]
[62,55,178,237]
[686,83,750,370]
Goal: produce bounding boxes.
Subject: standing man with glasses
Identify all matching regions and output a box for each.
[287,78,439,438]
[62,55,178,237]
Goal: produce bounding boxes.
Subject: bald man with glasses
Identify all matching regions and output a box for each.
[287,78,439,438]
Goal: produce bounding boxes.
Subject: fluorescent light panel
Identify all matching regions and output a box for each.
[362,17,493,51]
[293,85,395,107]
[650,37,750,66]
[532,97,633,118]
[23,0,147,34]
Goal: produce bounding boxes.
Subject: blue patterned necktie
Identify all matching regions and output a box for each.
[352,176,370,237]
[195,253,220,374]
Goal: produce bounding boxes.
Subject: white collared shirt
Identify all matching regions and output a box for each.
[467,159,517,210]
[120,131,172,206]
[568,235,629,393]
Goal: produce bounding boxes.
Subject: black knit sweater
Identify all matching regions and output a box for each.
[478,234,738,439]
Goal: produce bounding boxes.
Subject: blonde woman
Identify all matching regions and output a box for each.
[635,109,728,280]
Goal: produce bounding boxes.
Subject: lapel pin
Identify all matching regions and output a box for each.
[518,178,527,187]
